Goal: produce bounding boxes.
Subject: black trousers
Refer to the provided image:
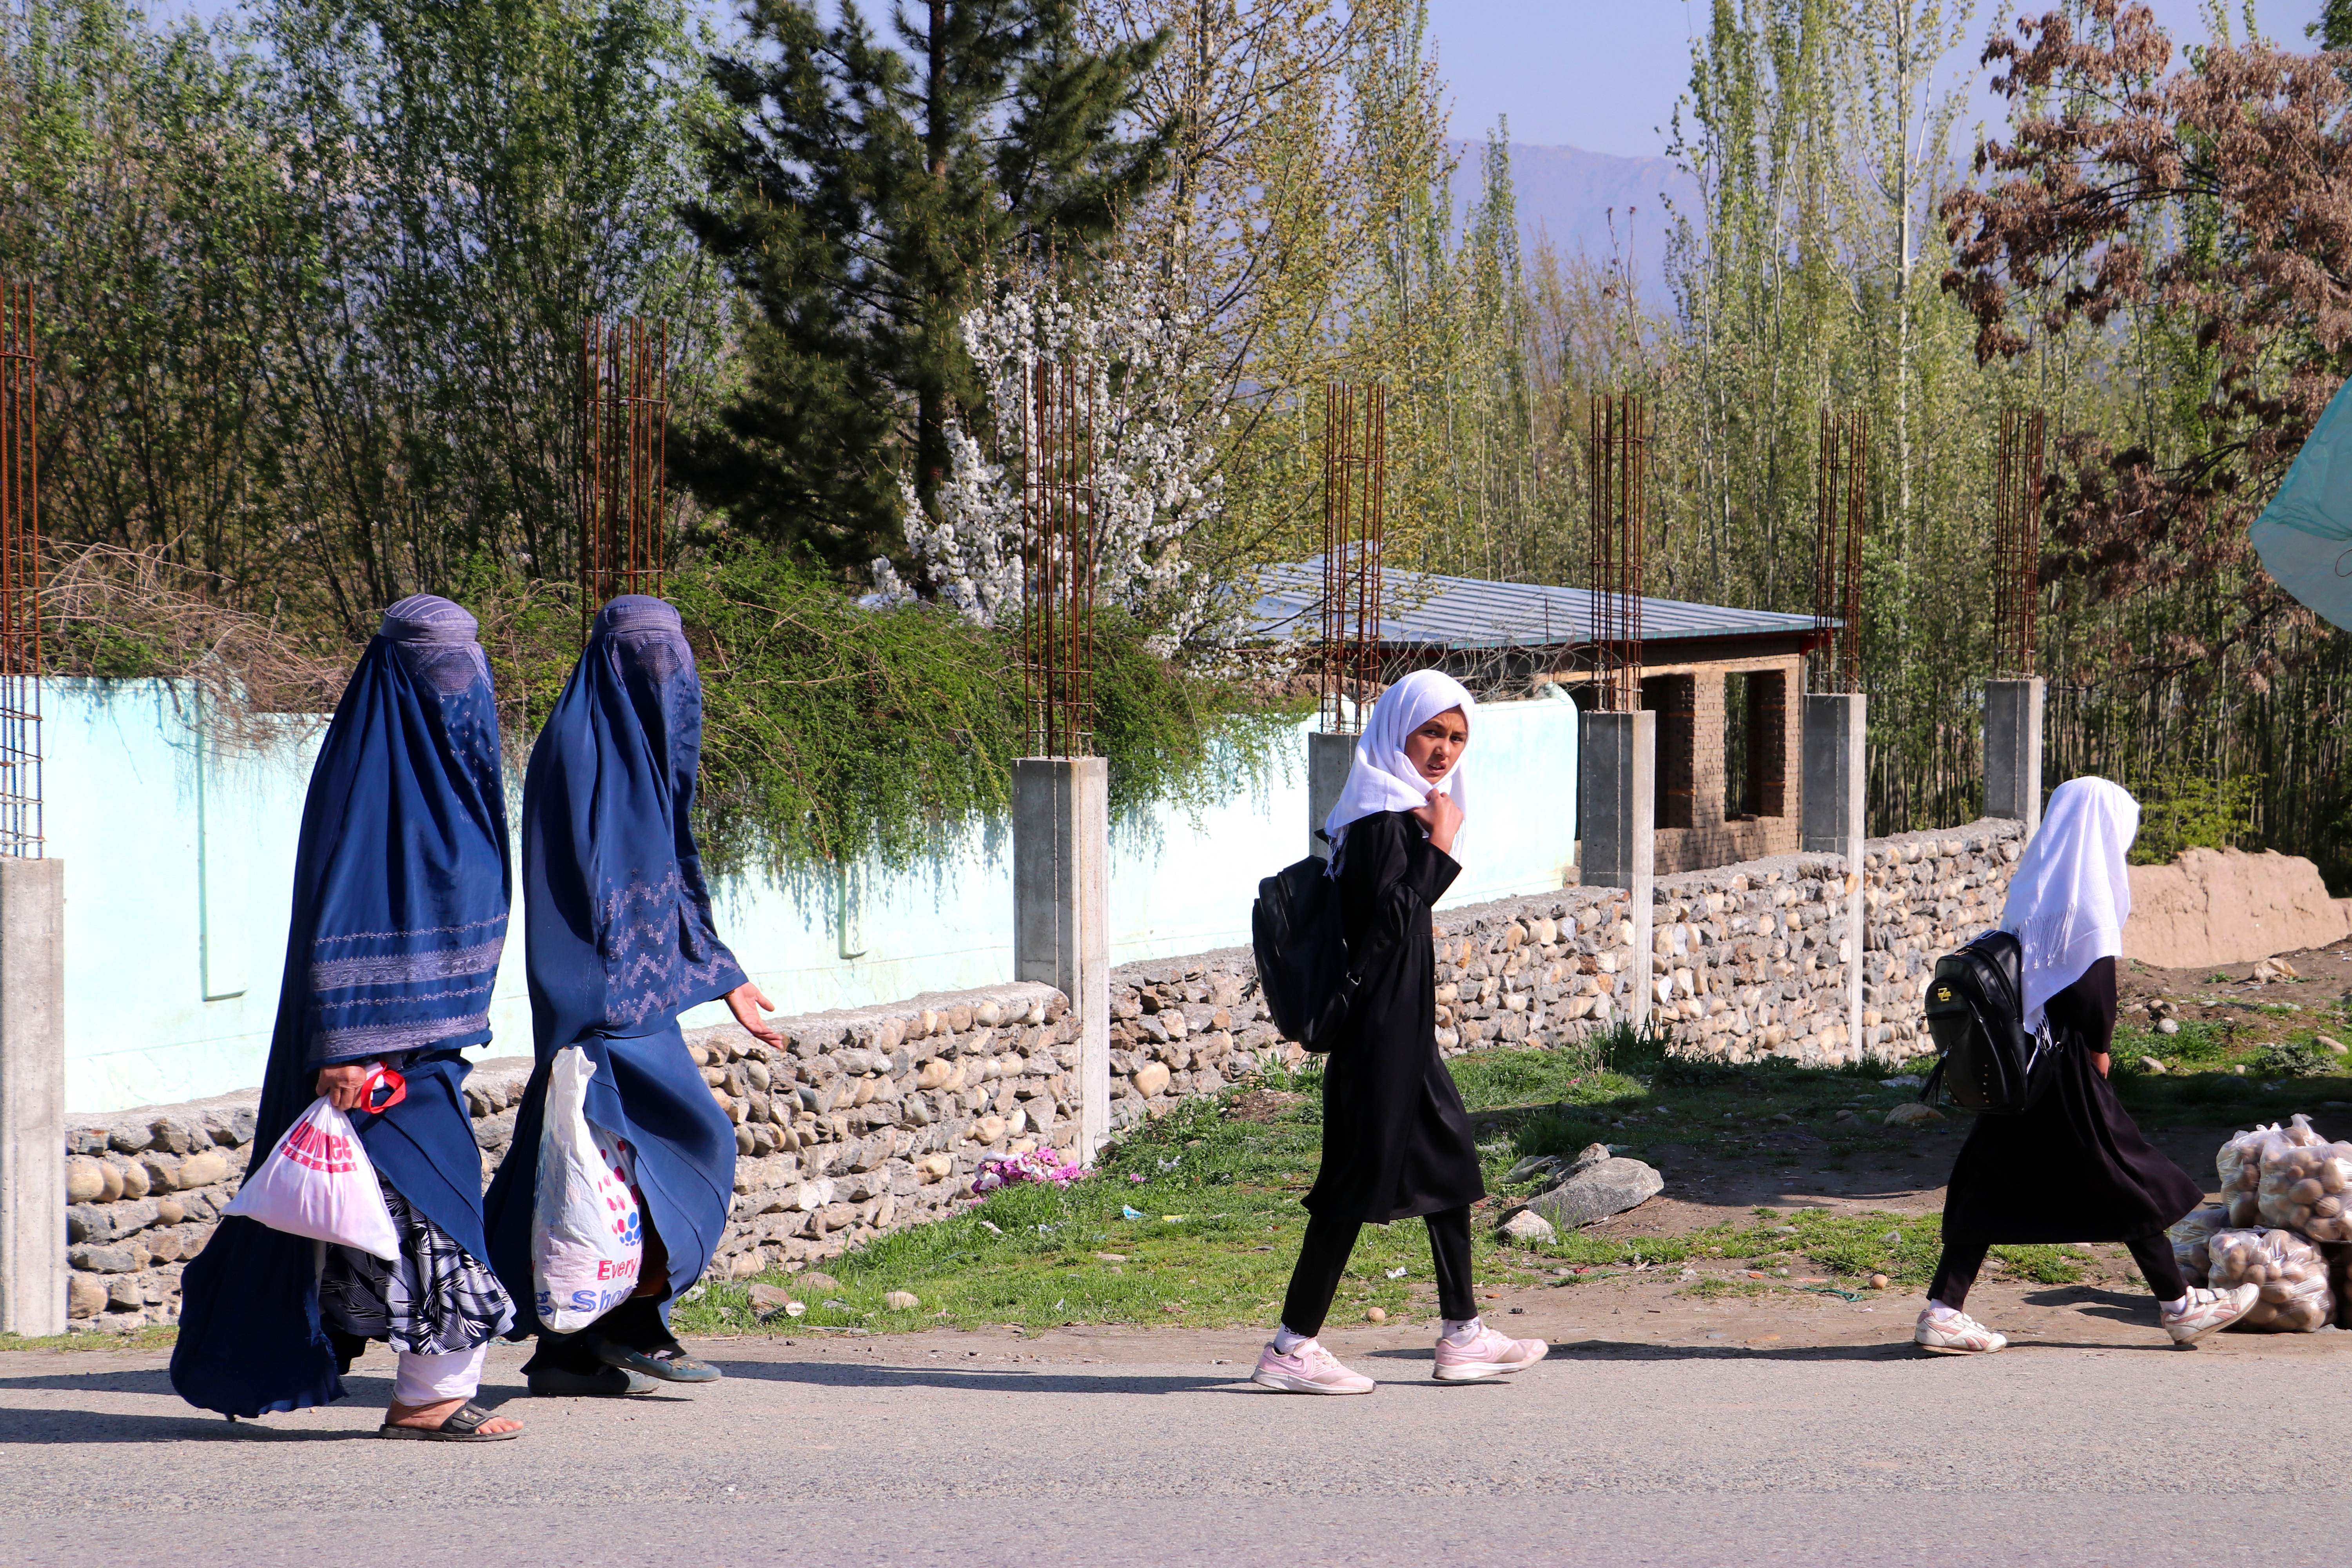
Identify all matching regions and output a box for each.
[1281,1206,1475,1335]
[1929,1231,2184,1310]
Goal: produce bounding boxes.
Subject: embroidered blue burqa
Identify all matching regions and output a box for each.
[171,595,511,1418]
[484,595,746,1334]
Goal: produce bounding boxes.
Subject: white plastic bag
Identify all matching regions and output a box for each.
[2207,1227,2334,1332]
[221,1094,401,1260]
[531,1046,646,1333]
[2253,1114,2352,1241]
[2218,1123,2287,1229]
[2169,1205,2229,1289]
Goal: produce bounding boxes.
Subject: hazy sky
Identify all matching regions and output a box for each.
[1428,0,2331,158]
[145,0,2336,163]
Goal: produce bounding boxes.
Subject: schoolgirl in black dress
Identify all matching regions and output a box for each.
[1915,777,2256,1353]
[1252,670,1547,1394]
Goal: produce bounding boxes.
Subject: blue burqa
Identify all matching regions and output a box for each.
[171,595,512,1418]
[483,595,746,1336]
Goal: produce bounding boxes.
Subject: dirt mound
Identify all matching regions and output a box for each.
[2124,847,2352,969]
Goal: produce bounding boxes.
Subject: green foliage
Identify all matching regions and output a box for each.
[2129,768,2265,866]
[3,0,722,630]
[2250,1038,2336,1080]
[681,0,1171,570]
[457,550,1293,875]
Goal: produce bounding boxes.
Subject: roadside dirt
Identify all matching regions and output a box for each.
[723,1264,2351,1365]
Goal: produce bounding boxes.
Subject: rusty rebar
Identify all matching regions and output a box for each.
[0,280,42,858]
[579,315,670,641]
[1022,361,1097,756]
[1813,408,1868,695]
[1319,383,1385,734]
[1587,392,1647,711]
[1994,408,2043,677]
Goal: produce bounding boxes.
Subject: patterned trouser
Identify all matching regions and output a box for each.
[319,1176,514,1356]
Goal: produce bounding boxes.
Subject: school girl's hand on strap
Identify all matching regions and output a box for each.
[1412,786,1465,856]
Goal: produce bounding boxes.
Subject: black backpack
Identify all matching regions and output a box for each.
[1920,930,2054,1113]
[1251,853,1369,1051]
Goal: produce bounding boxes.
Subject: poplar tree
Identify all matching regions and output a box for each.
[682,0,1169,572]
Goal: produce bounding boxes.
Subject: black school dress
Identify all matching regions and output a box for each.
[1303,810,1487,1224]
[1940,957,2202,1243]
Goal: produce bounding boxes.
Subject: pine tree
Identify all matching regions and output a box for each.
[682,0,1169,573]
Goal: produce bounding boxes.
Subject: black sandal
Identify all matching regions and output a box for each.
[377,1400,523,1442]
[597,1340,721,1384]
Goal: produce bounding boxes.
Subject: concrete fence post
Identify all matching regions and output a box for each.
[1984,677,2045,840]
[1579,710,1656,1031]
[1305,732,1355,861]
[1013,759,1109,1164]
[1803,694,1867,1062]
[0,856,65,1336]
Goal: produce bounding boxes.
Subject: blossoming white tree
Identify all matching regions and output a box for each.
[884,261,1224,648]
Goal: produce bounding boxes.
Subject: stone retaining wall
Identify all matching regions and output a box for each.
[54,817,2022,1331]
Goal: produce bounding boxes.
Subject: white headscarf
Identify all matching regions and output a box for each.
[1323,668,1476,863]
[1998,776,2139,1032]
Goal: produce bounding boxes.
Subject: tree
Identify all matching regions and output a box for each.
[251,0,720,624]
[1940,1,2351,662]
[1,0,719,632]
[889,258,1222,642]
[682,0,1170,574]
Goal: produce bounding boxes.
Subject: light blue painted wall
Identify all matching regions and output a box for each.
[64,681,1577,1111]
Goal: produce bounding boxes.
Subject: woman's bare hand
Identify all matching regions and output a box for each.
[1409,787,1465,855]
[726,981,786,1048]
[314,1064,373,1110]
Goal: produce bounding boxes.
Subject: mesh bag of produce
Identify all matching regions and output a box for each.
[2220,1124,2290,1229]
[2168,1205,2229,1288]
[2207,1227,2334,1332]
[2256,1115,2352,1242]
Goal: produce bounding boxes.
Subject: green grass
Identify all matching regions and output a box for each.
[671,1031,2118,1338]
[2108,1015,2352,1118]
[675,1085,1470,1335]
[0,1325,179,1353]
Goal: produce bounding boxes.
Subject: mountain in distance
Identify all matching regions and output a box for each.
[1446,140,1698,300]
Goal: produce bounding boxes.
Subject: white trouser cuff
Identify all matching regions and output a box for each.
[392,1344,488,1406]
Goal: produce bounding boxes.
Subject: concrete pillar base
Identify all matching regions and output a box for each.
[1984,677,2046,839]
[0,857,65,1337]
[1306,732,1355,860]
[1013,760,1109,1164]
[1802,694,1867,1062]
[1580,711,1656,1031]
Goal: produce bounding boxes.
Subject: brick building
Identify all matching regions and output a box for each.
[1248,564,1829,876]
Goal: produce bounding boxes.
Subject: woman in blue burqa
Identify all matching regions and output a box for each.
[171,595,523,1440]
[485,594,780,1396]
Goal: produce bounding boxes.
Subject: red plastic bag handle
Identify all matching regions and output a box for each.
[360,1065,407,1114]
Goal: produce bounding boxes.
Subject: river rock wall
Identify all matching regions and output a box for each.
[55,818,2022,1330]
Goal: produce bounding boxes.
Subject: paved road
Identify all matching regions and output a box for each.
[7,1280,2350,1566]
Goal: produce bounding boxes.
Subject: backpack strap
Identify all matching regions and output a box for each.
[1918,1057,1945,1105]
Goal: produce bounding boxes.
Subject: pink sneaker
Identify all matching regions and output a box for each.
[1432,1324,1547,1382]
[1251,1339,1376,1395]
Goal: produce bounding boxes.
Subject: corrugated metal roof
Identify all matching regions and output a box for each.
[1241,561,1824,651]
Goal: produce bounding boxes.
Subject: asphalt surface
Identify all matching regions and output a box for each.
[9,1277,2352,1566]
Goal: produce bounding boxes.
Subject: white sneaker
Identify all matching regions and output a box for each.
[2162,1284,2258,1348]
[1251,1338,1376,1394]
[1913,1307,2007,1354]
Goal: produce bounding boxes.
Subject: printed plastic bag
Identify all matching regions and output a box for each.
[2169,1205,2229,1289]
[2207,1227,2334,1332]
[531,1046,646,1333]
[2219,1123,2290,1229]
[2253,1114,2352,1241]
[221,1090,401,1259]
